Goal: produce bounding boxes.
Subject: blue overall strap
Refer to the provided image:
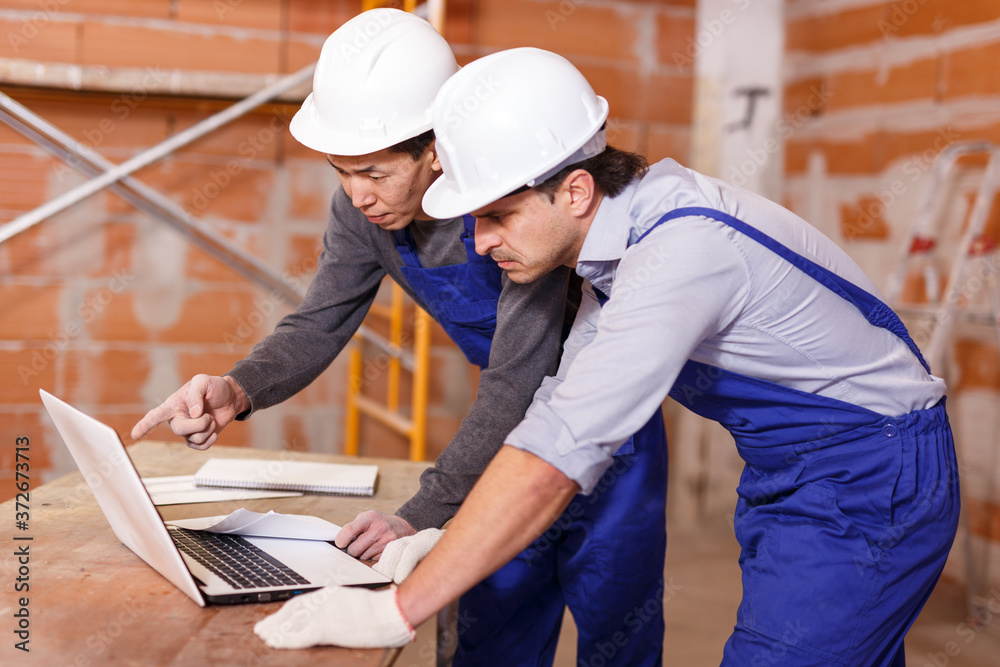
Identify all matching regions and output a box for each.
[392,226,421,268]
[392,215,479,269]
[640,207,931,373]
[391,215,500,368]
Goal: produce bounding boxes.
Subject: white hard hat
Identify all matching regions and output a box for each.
[290,8,459,156]
[423,47,609,220]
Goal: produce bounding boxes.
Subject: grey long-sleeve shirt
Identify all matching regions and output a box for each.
[227,187,570,530]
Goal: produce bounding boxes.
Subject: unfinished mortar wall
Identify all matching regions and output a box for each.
[782,0,1000,594]
[0,0,696,496]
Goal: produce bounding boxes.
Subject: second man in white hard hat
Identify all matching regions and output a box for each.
[136,11,669,666]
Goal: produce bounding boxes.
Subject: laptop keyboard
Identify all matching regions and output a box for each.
[171,528,311,590]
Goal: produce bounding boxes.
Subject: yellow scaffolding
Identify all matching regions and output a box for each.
[344,1,444,462]
[344,284,433,461]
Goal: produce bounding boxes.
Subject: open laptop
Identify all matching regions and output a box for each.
[39,389,390,606]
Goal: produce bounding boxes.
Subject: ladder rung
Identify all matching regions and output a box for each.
[354,395,413,437]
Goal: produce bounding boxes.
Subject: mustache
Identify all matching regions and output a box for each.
[490,251,519,263]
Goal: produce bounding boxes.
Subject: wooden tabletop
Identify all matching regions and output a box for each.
[0,441,431,666]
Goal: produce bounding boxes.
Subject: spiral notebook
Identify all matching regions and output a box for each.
[194,457,378,497]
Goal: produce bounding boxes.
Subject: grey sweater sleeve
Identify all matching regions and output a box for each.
[395,265,571,530]
[226,193,386,412]
[226,187,570,530]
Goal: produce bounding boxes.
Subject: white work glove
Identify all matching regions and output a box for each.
[254,585,414,649]
[373,528,445,584]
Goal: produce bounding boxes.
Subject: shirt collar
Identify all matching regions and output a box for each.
[575,177,641,288]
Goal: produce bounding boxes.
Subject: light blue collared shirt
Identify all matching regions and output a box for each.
[506,159,945,493]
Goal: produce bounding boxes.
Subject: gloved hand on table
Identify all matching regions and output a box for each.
[254,585,415,649]
[373,528,445,584]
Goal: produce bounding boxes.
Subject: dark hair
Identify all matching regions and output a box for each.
[388,129,435,161]
[533,146,649,202]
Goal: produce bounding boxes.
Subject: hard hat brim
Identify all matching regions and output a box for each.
[423,95,610,220]
[290,94,433,157]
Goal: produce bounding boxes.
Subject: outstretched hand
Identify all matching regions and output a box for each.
[130,374,249,449]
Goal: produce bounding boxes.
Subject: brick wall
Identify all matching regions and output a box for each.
[0,0,695,499]
[784,0,1000,592]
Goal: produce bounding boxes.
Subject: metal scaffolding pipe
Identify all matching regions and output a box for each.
[0,73,407,360]
[0,63,314,246]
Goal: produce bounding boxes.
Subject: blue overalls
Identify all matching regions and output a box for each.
[395,216,669,667]
[646,208,961,666]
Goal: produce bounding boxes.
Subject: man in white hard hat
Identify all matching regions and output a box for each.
[133,13,668,666]
[255,47,960,666]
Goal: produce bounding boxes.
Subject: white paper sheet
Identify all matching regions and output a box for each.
[166,508,343,541]
[142,475,303,506]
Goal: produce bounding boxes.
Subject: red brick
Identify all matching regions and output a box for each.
[443,0,473,44]
[785,136,882,176]
[172,109,289,161]
[39,95,173,152]
[605,117,646,156]
[0,16,79,62]
[79,20,281,74]
[647,125,690,163]
[291,357,347,407]
[288,161,336,219]
[826,57,939,112]
[52,0,170,18]
[286,233,324,276]
[176,0,282,29]
[840,195,891,241]
[954,339,1000,391]
[578,62,692,125]
[282,414,311,452]
[942,39,1000,101]
[0,151,55,215]
[0,283,63,340]
[656,10,698,69]
[885,0,1000,39]
[0,349,59,403]
[788,124,975,177]
[787,4,894,53]
[64,349,151,405]
[286,0,358,35]
[284,38,323,73]
[783,77,830,118]
[472,0,640,62]
[156,158,275,222]
[964,495,1000,542]
[157,289,260,343]
[357,414,411,460]
[82,292,150,342]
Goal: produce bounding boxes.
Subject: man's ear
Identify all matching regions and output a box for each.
[427,138,442,173]
[562,169,597,217]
